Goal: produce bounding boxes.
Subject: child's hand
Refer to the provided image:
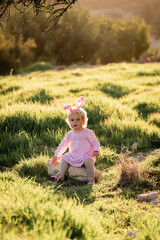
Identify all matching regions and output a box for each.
[51,156,59,165]
[92,151,100,158]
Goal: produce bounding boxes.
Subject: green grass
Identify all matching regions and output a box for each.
[0,62,160,239]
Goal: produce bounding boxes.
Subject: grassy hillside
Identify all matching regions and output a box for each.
[0,62,160,239]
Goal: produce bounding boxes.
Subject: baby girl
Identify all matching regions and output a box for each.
[51,96,100,184]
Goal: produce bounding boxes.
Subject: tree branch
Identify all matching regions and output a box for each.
[0,0,77,26]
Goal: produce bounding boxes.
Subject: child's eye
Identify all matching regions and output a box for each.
[77,119,80,121]
[71,119,74,121]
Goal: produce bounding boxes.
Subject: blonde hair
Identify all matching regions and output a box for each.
[66,108,88,128]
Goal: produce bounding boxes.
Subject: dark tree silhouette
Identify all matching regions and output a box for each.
[0,0,77,28]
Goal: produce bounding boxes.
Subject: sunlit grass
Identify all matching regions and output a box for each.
[0,62,160,239]
[0,171,106,240]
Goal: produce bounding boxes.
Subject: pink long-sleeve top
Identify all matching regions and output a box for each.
[55,128,100,167]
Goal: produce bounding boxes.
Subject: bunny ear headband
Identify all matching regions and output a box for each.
[63,96,85,111]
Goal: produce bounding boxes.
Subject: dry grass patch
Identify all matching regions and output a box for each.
[117,150,160,190]
[118,153,144,186]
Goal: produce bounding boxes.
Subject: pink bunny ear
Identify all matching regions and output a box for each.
[63,104,72,111]
[76,96,85,109]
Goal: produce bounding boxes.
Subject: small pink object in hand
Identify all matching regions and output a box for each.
[92,151,100,158]
[51,156,59,165]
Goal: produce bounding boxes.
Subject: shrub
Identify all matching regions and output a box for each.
[0,31,16,75]
[0,9,150,74]
[0,30,36,75]
[18,62,53,74]
[96,17,150,63]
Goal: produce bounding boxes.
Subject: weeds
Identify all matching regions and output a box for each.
[118,153,141,186]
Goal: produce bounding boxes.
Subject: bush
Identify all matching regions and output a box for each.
[96,17,150,63]
[0,30,36,75]
[18,62,53,74]
[0,31,16,75]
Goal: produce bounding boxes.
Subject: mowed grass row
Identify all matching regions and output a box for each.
[0,62,160,239]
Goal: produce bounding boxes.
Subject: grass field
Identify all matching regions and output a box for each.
[0,62,160,239]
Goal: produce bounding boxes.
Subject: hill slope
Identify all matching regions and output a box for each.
[0,62,160,239]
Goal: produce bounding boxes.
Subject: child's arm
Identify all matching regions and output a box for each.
[87,130,100,157]
[51,133,70,165]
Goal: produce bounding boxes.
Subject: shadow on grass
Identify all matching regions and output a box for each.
[0,129,65,167]
[1,110,159,168]
[12,156,160,204]
[134,102,160,120]
[0,109,68,167]
[145,80,160,86]
[69,87,88,94]
[95,119,160,153]
[14,157,49,179]
[85,102,107,125]
[27,89,53,104]
[137,70,160,77]
[99,83,134,99]
[62,180,96,205]
[114,179,155,199]
[0,113,66,135]
[0,86,20,95]
[13,157,95,204]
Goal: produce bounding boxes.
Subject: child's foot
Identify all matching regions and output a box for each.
[87,177,95,185]
[51,173,64,182]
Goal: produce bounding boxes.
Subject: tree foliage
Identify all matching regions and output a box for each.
[0,9,150,74]
[0,0,77,29]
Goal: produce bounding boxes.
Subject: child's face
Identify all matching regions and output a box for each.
[69,113,84,132]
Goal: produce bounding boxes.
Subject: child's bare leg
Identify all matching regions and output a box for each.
[84,158,95,184]
[51,159,69,181]
[59,159,69,175]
